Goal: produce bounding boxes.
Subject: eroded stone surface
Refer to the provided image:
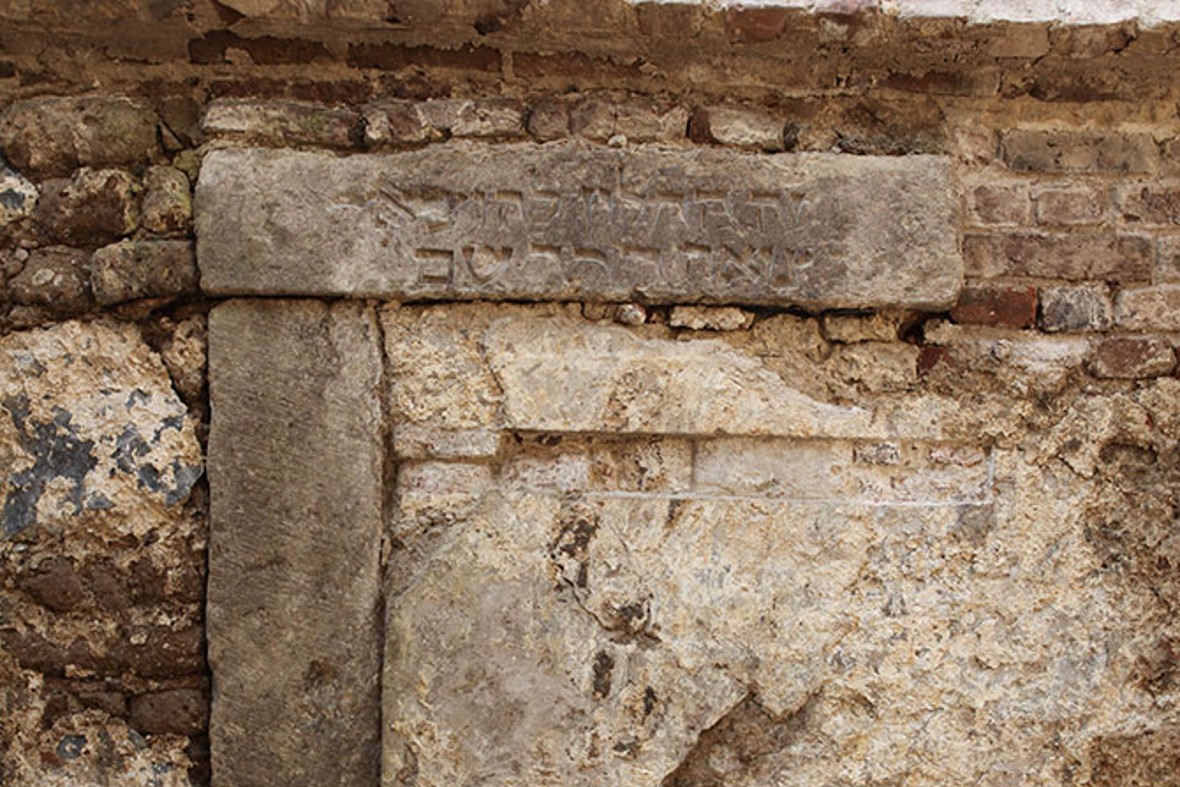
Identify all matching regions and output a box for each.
[197,144,961,309]
[207,299,383,787]
[381,303,1179,786]
[0,320,201,540]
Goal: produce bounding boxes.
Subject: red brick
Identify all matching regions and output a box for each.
[967,183,1031,226]
[963,233,1152,281]
[1089,336,1177,379]
[1000,130,1156,174]
[1035,185,1106,226]
[950,285,1038,328]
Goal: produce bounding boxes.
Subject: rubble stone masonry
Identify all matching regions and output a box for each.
[1,2,1179,785]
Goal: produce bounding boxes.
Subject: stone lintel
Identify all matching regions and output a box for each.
[196,144,961,311]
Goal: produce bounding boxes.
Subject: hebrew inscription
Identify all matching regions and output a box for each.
[196,143,961,309]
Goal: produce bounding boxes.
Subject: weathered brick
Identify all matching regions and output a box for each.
[90,240,197,306]
[1114,284,1180,331]
[1000,130,1156,174]
[0,96,158,179]
[1038,284,1113,332]
[202,99,360,148]
[361,100,437,146]
[949,284,1038,327]
[1117,184,1180,225]
[963,232,1152,281]
[724,7,789,43]
[347,43,501,72]
[33,169,139,246]
[1035,184,1106,225]
[1157,236,1180,282]
[525,99,570,141]
[129,689,208,736]
[1089,335,1177,379]
[967,183,1031,226]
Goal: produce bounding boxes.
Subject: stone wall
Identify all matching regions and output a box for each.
[1,2,1179,785]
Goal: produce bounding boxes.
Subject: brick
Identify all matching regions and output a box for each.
[525,99,570,141]
[1117,184,1180,225]
[963,232,1152,281]
[90,240,197,306]
[1114,284,1180,331]
[724,7,789,43]
[1157,236,1180,282]
[1089,335,1177,379]
[129,689,208,736]
[1038,284,1113,332]
[0,96,158,179]
[347,43,501,72]
[950,284,1037,327]
[202,99,360,148]
[1000,130,1156,174]
[1035,184,1106,225]
[967,183,1031,226]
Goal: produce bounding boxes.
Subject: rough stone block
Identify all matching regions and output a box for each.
[6,247,92,316]
[0,96,158,179]
[950,284,1038,328]
[196,144,961,310]
[821,312,901,343]
[207,299,383,787]
[0,320,201,540]
[0,162,37,228]
[1114,284,1180,331]
[1038,284,1113,332]
[668,305,754,331]
[1000,130,1156,174]
[693,105,785,151]
[33,169,139,247]
[202,99,360,148]
[90,240,197,306]
[1089,335,1177,379]
[141,166,192,236]
[963,232,1152,281]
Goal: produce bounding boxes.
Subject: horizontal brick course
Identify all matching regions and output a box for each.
[1114,284,1180,330]
[950,284,1038,328]
[963,232,1152,281]
[1000,130,1156,174]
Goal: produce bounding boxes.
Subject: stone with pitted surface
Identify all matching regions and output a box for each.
[196,144,961,310]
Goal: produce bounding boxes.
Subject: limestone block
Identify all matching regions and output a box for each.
[0,320,201,540]
[206,300,383,787]
[197,144,961,310]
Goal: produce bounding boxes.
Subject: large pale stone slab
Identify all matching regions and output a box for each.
[207,300,383,787]
[196,144,961,309]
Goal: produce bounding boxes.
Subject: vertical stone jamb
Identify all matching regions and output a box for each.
[207,299,383,786]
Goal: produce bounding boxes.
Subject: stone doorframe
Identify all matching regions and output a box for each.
[197,141,961,785]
